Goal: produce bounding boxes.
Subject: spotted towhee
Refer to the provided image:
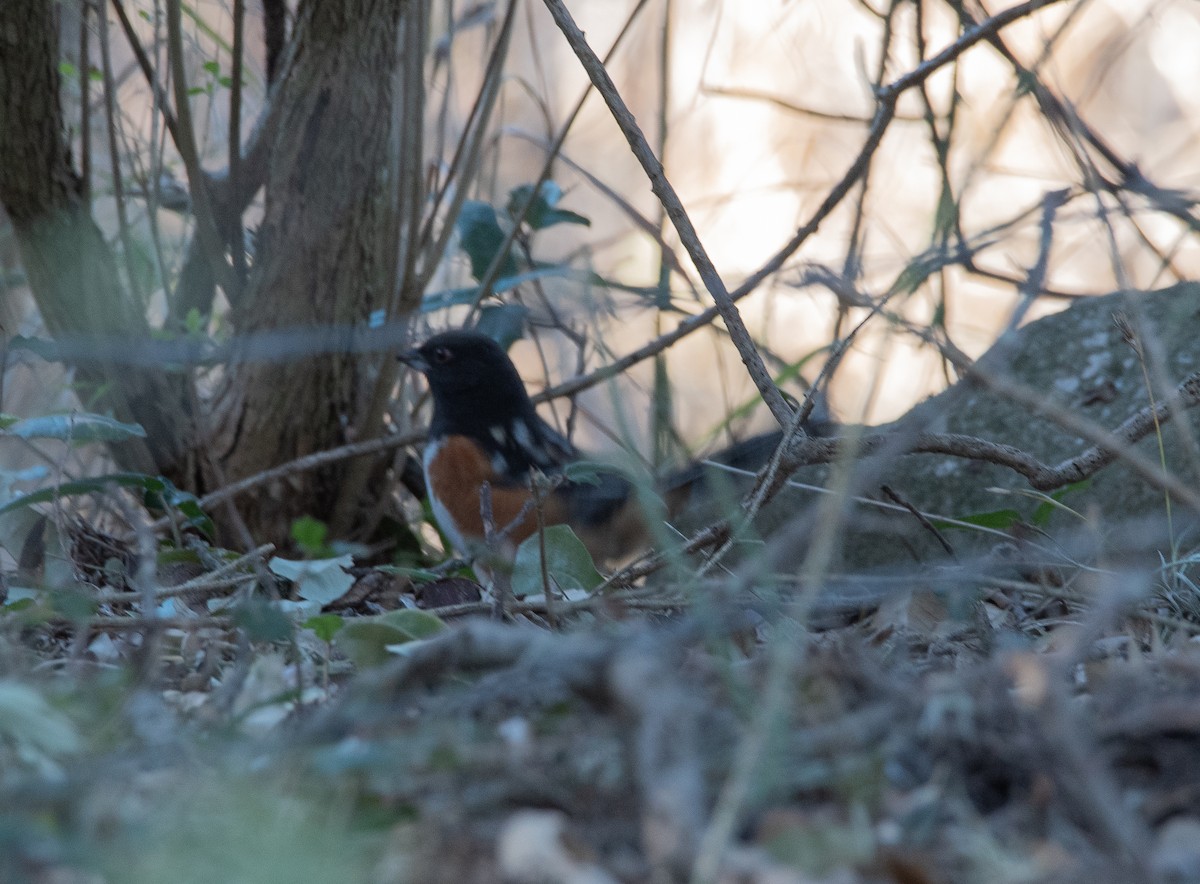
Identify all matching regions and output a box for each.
[401,330,836,566]
[399,330,652,563]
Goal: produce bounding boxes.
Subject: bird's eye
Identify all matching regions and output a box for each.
[430,346,453,364]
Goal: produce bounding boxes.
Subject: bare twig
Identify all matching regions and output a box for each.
[97,5,143,302]
[228,0,246,287]
[110,0,181,144]
[540,0,794,426]
[94,543,274,604]
[164,0,236,295]
[412,0,518,296]
[78,0,91,204]
[881,484,955,557]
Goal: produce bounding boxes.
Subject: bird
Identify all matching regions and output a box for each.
[399,329,836,567]
[399,330,652,564]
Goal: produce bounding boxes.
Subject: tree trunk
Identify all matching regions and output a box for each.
[208,0,407,543]
[1,0,418,546]
[0,0,192,476]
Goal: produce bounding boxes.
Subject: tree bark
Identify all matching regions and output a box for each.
[208,0,407,542]
[0,0,192,476]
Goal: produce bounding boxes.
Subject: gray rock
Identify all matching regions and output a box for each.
[724,283,1200,577]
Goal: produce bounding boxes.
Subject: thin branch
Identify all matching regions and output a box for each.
[93,543,273,604]
[412,0,518,296]
[540,0,794,426]
[78,0,91,205]
[97,4,143,302]
[164,0,236,295]
[228,0,246,286]
[110,0,180,145]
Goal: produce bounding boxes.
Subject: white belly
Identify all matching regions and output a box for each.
[423,438,471,554]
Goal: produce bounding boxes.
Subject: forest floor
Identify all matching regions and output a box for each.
[3,520,1200,884]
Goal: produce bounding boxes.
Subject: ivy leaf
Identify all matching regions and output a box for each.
[512,525,603,599]
[506,182,590,230]
[232,597,294,642]
[141,476,214,537]
[336,609,446,668]
[475,304,529,350]
[455,201,518,281]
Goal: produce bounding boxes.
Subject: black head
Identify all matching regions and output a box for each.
[400,330,536,434]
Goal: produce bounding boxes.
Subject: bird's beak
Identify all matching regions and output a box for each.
[398,348,429,372]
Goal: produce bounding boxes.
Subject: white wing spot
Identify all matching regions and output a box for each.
[512,420,535,451]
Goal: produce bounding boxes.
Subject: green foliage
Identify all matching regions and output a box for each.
[2,586,98,626]
[141,477,214,536]
[452,180,591,286]
[336,609,446,668]
[303,613,345,643]
[939,507,1025,532]
[559,460,609,486]
[506,181,591,230]
[0,681,82,776]
[935,480,1093,533]
[475,303,529,349]
[0,472,213,537]
[95,772,378,884]
[456,201,519,281]
[511,525,603,599]
[291,515,331,557]
[231,597,295,643]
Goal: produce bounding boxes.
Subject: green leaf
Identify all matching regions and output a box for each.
[0,473,201,523]
[4,413,146,443]
[0,681,82,762]
[233,597,294,642]
[45,588,96,622]
[141,476,214,537]
[1031,482,1093,526]
[8,336,61,361]
[475,304,528,350]
[934,508,1023,532]
[506,181,591,230]
[560,461,609,486]
[303,613,344,643]
[291,516,330,556]
[202,60,220,76]
[512,525,603,599]
[335,609,446,668]
[455,201,518,282]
